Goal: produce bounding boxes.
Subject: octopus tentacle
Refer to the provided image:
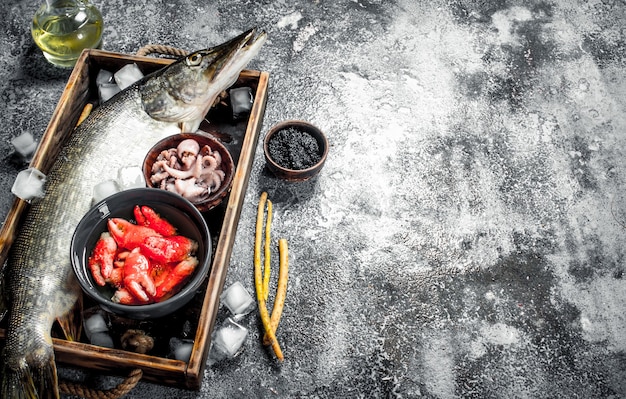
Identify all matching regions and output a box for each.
[162,163,196,180]
[202,154,217,170]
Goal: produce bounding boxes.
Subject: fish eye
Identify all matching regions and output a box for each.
[186,53,202,66]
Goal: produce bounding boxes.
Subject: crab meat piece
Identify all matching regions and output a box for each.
[151,263,170,288]
[88,232,118,286]
[107,218,161,250]
[140,235,198,264]
[123,248,156,303]
[112,287,142,305]
[133,205,177,237]
[154,256,199,300]
[114,250,130,268]
[106,266,124,288]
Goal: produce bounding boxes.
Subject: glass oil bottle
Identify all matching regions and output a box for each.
[31,0,103,68]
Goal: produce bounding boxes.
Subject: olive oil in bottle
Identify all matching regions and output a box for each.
[31,0,103,68]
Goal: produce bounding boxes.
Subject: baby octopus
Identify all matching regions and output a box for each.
[150,138,225,203]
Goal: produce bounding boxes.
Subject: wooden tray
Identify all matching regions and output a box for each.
[0,49,269,389]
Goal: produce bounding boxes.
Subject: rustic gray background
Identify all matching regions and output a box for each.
[1,0,625,398]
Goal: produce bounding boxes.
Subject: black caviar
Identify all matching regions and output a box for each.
[267,127,322,170]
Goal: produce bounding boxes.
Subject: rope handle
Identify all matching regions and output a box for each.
[136,44,188,58]
[59,368,143,399]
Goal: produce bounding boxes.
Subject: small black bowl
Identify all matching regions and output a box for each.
[71,188,212,319]
[263,120,328,181]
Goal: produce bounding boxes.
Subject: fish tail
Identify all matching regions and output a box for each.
[34,357,60,399]
[1,349,60,399]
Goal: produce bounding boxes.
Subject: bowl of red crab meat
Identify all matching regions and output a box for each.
[143,132,235,212]
[70,187,212,319]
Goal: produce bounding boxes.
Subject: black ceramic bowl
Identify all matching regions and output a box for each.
[263,120,328,181]
[71,188,212,319]
[143,133,235,212]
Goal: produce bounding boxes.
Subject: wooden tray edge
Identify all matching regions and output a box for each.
[185,70,270,387]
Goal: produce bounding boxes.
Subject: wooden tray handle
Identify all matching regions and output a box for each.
[59,368,143,399]
[136,44,188,58]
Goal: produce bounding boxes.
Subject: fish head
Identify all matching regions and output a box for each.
[140,28,267,132]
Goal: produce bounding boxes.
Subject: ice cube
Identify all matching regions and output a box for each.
[212,318,248,358]
[169,337,194,362]
[98,83,120,103]
[93,179,120,203]
[169,337,183,352]
[175,343,193,362]
[11,167,46,201]
[90,332,114,348]
[181,320,193,338]
[220,281,256,317]
[96,69,114,85]
[229,87,254,119]
[11,132,38,158]
[117,165,145,190]
[83,313,108,340]
[207,342,227,366]
[114,63,144,90]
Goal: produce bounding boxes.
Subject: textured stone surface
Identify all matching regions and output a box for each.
[1,0,626,398]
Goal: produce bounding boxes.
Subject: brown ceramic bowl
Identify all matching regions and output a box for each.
[143,133,234,212]
[263,120,328,181]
